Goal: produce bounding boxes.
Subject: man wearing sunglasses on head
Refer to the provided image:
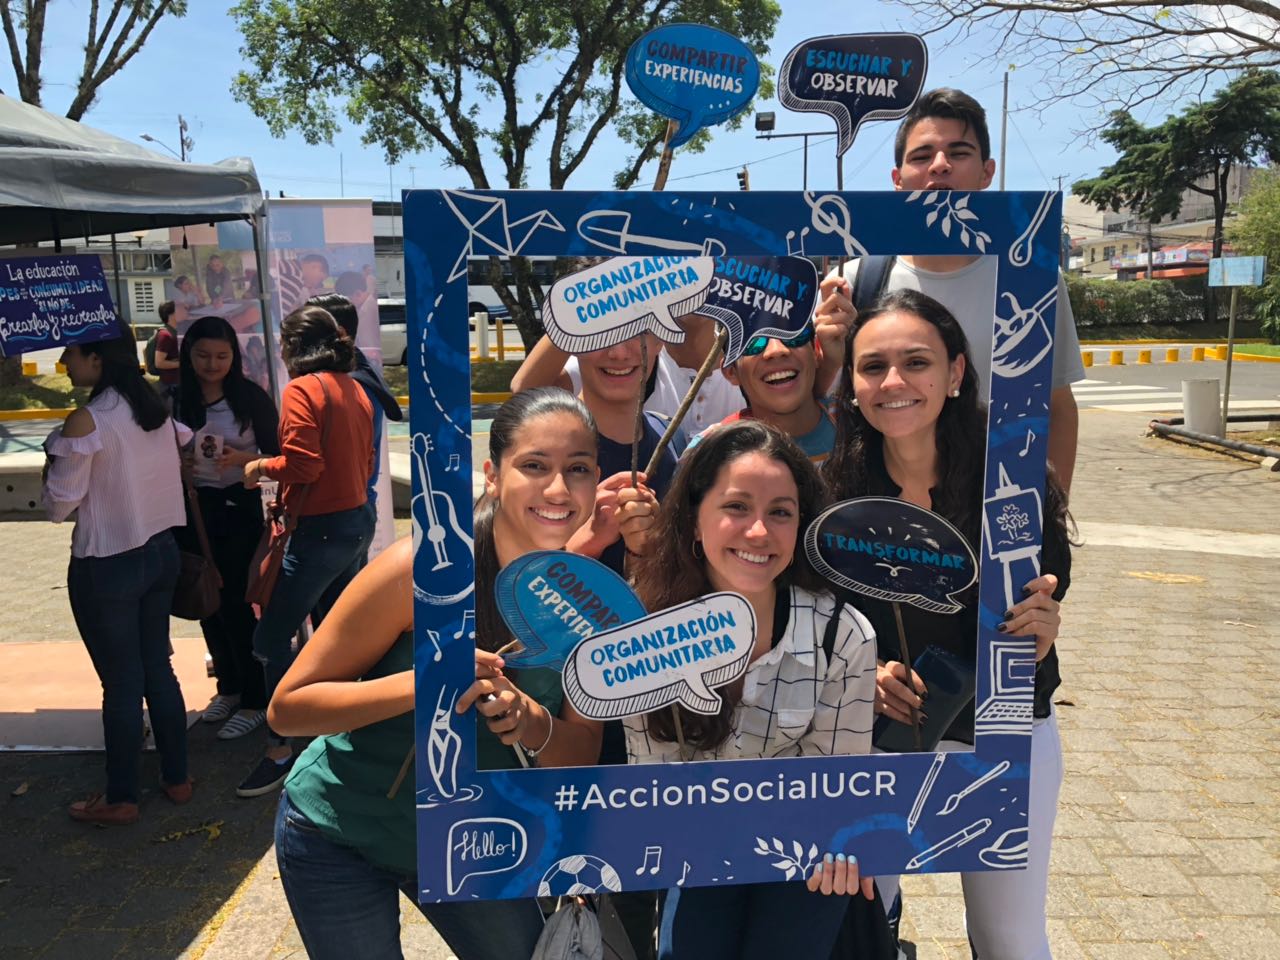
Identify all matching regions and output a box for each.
[689,320,835,463]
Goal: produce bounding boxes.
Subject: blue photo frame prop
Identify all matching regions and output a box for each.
[406,188,1062,902]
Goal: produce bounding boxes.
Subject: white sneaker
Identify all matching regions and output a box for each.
[202,694,240,724]
[217,709,267,740]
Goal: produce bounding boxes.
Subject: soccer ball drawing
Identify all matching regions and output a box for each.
[537,855,624,897]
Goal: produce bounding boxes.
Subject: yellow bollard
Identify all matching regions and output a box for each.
[1137,349,1151,364]
[21,361,36,376]
[1192,346,1205,362]
[1216,344,1230,361]
[55,362,66,374]
[1165,348,1179,363]
[1109,349,1124,365]
[1081,350,1093,368]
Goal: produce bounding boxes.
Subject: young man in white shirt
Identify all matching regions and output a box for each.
[815,88,1084,492]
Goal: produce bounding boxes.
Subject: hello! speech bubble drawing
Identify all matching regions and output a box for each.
[625,23,760,149]
[562,592,755,719]
[446,817,527,896]
[543,255,714,354]
[779,33,927,158]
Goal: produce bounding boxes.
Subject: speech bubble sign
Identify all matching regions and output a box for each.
[698,255,819,365]
[543,256,714,354]
[778,33,927,158]
[496,551,648,670]
[446,817,528,896]
[562,592,755,719]
[625,23,761,149]
[804,497,978,614]
[0,255,123,357]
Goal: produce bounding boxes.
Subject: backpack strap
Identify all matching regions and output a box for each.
[822,594,846,665]
[851,255,897,312]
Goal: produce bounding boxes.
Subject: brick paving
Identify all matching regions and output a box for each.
[1,407,1277,959]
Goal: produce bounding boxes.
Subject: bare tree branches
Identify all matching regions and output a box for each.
[895,2,1280,123]
[1,1,187,120]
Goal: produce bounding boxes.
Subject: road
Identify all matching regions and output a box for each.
[1071,359,1279,414]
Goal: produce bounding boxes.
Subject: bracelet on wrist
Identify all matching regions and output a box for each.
[524,710,554,758]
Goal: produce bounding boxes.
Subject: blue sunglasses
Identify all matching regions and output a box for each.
[740,324,816,357]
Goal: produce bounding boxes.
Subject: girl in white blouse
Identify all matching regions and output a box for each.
[627,420,878,959]
[43,335,193,825]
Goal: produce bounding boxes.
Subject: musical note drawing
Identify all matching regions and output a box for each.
[445,453,461,472]
[453,610,476,643]
[785,227,810,257]
[426,628,443,662]
[1019,430,1036,458]
[676,861,691,887]
[635,846,663,876]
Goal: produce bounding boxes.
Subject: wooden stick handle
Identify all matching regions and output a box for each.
[644,326,728,478]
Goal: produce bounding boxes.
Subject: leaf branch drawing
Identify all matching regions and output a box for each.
[752,836,820,882]
[906,191,992,252]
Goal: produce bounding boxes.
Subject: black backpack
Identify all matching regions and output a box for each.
[143,329,162,376]
[850,255,897,312]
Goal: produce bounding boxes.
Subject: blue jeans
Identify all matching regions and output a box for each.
[659,880,849,960]
[253,503,375,743]
[275,790,545,960]
[67,530,186,804]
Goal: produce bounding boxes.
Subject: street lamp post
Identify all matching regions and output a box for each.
[753,112,828,192]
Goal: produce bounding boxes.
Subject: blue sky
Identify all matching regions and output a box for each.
[16,2,1135,208]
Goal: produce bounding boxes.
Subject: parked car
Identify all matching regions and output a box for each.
[378,298,408,365]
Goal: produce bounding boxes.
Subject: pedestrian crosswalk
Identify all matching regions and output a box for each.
[1072,379,1279,413]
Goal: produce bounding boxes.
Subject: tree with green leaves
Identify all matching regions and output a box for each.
[1073,70,1280,321]
[1227,168,1280,342]
[231,0,781,347]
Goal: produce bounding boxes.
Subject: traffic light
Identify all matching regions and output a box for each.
[737,166,750,191]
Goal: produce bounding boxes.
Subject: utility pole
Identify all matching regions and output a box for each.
[998,70,1009,190]
[177,114,192,161]
[1146,221,1154,280]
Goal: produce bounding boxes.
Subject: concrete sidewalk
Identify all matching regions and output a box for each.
[1,406,1277,959]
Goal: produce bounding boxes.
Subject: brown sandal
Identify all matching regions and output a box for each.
[161,777,195,805]
[69,793,140,825]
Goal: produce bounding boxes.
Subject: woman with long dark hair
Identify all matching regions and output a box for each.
[267,387,607,959]
[628,420,880,959]
[173,316,280,740]
[43,334,192,824]
[236,305,376,799]
[823,288,1071,960]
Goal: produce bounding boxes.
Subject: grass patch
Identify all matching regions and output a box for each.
[1078,320,1264,342]
[1238,343,1280,357]
[383,360,520,396]
[1229,429,1280,446]
[0,373,88,411]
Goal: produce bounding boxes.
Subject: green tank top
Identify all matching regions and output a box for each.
[284,632,564,876]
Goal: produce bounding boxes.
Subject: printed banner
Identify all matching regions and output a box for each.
[497,552,647,670]
[561,592,755,719]
[804,497,978,615]
[0,255,120,356]
[625,23,760,149]
[779,33,927,157]
[543,256,714,353]
[701,255,819,365]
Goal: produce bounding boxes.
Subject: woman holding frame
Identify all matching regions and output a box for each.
[267,387,638,960]
[823,288,1071,960]
[627,419,881,960]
